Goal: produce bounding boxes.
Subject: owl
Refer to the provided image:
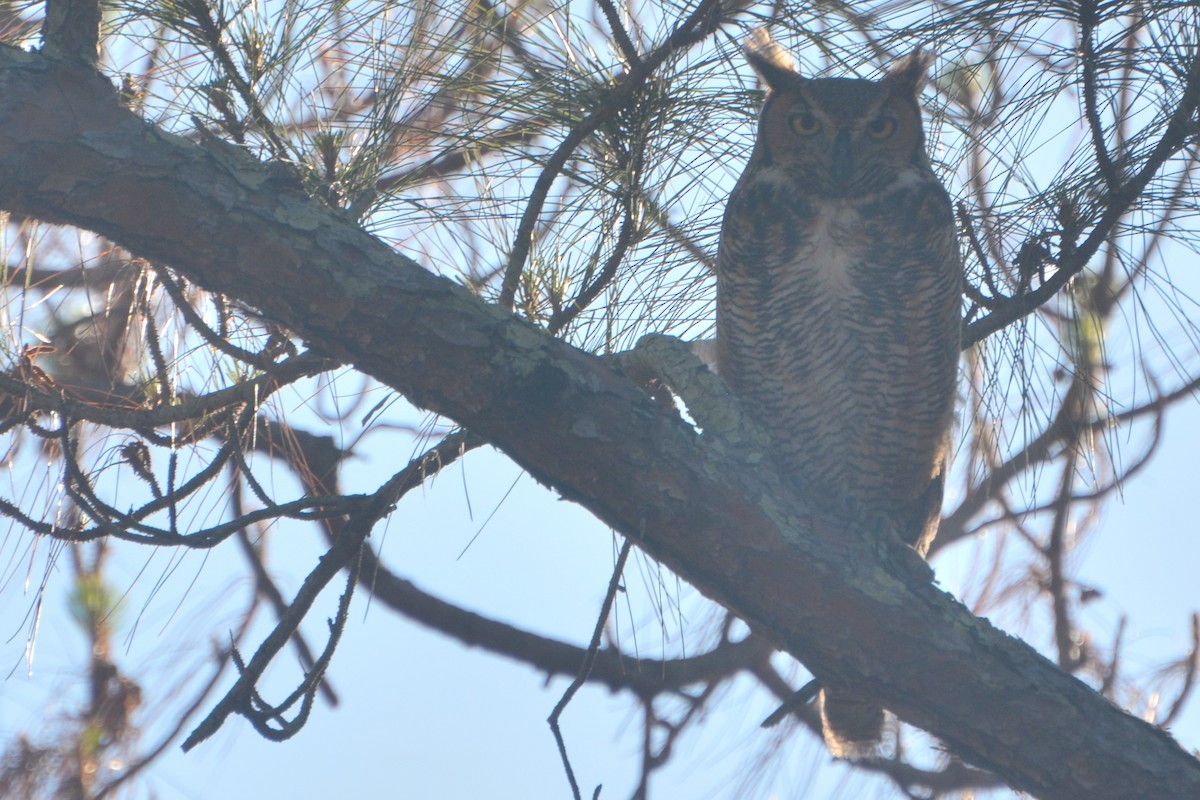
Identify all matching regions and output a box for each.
[716,31,962,756]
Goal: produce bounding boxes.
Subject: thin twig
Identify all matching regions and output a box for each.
[181,466,402,750]
[547,196,636,334]
[1047,445,1080,671]
[498,0,721,308]
[966,48,1200,345]
[234,521,338,704]
[185,0,291,157]
[596,0,641,68]
[548,538,634,800]
[1078,0,1119,190]
[1161,613,1200,727]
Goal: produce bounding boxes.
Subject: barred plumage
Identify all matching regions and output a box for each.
[716,31,961,757]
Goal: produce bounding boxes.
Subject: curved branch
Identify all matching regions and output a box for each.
[1078,0,1119,190]
[0,350,333,431]
[964,48,1200,346]
[497,0,722,306]
[361,544,773,696]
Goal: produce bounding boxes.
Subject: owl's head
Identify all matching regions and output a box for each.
[744,29,934,197]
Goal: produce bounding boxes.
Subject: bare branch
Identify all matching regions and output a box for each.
[497,0,723,307]
[549,538,634,800]
[965,48,1200,345]
[42,0,100,65]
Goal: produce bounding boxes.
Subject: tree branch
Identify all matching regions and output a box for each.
[42,0,100,65]
[963,47,1200,346]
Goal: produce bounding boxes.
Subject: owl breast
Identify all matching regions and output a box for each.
[716,165,960,549]
[795,201,866,292]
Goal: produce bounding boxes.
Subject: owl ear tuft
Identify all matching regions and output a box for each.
[885,48,934,96]
[743,28,799,92]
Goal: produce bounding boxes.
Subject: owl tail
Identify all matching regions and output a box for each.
[819,688,886,758]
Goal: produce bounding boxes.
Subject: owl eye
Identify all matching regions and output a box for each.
[866,116,896,139]
[789,111,821,136]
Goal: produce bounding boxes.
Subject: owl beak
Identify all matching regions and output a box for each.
[832,129,853,189]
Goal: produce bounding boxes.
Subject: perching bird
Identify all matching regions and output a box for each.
[715,30,961,757]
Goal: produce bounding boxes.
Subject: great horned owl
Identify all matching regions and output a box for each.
[716,31,961,756]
